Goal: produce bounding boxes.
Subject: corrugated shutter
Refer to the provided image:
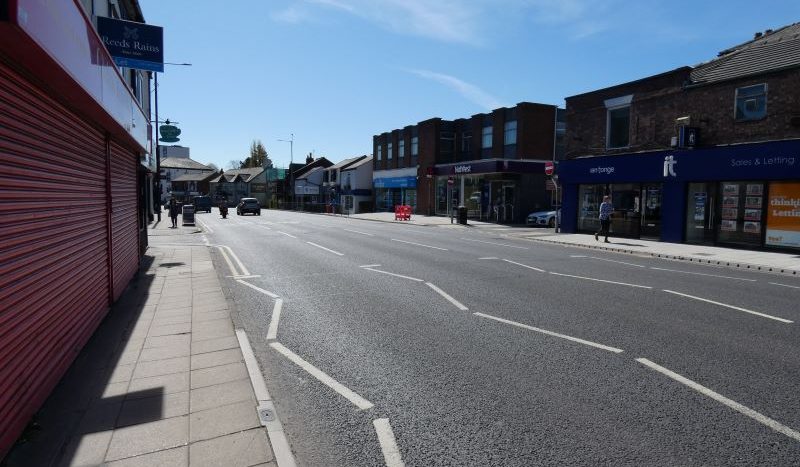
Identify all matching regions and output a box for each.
[109,140,139,300]
[0,59,110,455]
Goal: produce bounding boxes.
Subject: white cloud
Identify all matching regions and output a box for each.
[404,68,504,110]
[271,5,312,24]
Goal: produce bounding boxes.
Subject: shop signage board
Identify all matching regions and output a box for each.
[96,16,164,72]
[374,176,417,188]
[766,181,800,248]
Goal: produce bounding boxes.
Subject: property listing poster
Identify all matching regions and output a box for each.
[766,181,800,248]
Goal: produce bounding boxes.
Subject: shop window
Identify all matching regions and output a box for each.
[735,84,767,121]
[504,121,517,145]
[765,181,800,249]
[718,181,764,247]
[482,126,492,149]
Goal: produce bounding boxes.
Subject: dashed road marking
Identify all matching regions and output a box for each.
[306,241,344,256]
[650,267,756,282]
[344,229,374,236]
[663,289,792,323]
[237,280,280,299]
[474,312,624,353]
[391,238,448,251]
[426,282,469,311]
[460,238,529,249]
[549,272,652,289]
[363,268,424,282]
[270,342,374,410]
[502,259,545,273]
[373,418,405,467]
[636,358,800,443]
[266,299,284,340]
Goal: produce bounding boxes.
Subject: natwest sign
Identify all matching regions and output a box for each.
[454,165,472,174]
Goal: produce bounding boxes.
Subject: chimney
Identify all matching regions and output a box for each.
[754,31,763,39]
[765,29,773,35]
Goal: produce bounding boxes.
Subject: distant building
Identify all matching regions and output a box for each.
[209,167,264,206]
[159,156,215,203]
[373,102,564,223]
[558,23,800,251]
[339,156,374,214]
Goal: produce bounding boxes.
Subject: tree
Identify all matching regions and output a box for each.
[227,160,241,170]
[240,140,272,169]
[206,162,219,171]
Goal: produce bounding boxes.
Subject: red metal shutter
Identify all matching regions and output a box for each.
[109,140,140,300]
[0,59,110,455]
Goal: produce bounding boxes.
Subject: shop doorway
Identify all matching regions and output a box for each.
[685,182,717,245]
[640,183,662,238]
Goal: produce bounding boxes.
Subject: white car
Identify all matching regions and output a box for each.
[526,209,558,227]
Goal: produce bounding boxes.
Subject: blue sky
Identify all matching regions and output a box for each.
[139,0,799,170]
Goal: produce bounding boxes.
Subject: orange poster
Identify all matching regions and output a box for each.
[766,182,800,248]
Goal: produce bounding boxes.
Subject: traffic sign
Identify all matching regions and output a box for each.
[447,177,454,186]
[544,161,554,176]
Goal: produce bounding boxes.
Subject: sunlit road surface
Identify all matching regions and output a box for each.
[186,209,800,466]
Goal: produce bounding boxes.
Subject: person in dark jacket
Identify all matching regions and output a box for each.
[168,198,180,228]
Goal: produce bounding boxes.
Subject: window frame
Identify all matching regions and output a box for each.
[411,136,419,157]
[734,83,767,122]
[376,144,382,161]
[604,95,633,150]
[388,142,393,160]
[399,139,405,159]
[481,125,493,149]
[504,120,517,146]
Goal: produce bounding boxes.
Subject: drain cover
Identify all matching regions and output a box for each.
[257,405,275,425]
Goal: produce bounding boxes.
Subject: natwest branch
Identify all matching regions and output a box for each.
[558,140,800,250]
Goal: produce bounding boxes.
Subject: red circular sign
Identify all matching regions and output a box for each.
[447,178,454,185]
[544,161,554,175]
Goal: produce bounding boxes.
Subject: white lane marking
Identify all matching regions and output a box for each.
[217,246,240,276]
[650,267,756,282]
[474,312,625,353]
[223,245,251,276]
[460,238,529,249]
[769,282,800,290]
[266,299,284,340]
[662,290,793,323]
[426,282,469,311]
[344,228,374,236]
[230,274,262,280]
[364,268,424,282]
[306,241,345,256]
[502,259,546,273]
[236,331,298,467]
[278,231,297,238]
[373,419,405,467]
[202,235,211,246]
[259,225,272,230]
[237,280,280,299]
[196,218,214,234]
[570,255,587,258]
[636,358,800,443]
[270,342,374,410]
[391,238,448,251]
[360,264,382,268]
[588,256,645,268]
[478,257,498,260]
[549,272,652,289]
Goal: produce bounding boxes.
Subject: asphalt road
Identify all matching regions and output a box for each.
[193,208,800,466]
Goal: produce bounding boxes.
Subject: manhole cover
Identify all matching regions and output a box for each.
[257,406,275,424]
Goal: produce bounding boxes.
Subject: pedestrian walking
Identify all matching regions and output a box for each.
[595,195,613,243]
[168,198,180,228]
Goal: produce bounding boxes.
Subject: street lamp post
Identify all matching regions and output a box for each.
[278,133,294,208]
[153,62,192,222]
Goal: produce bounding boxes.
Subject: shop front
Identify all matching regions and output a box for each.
[374,168,418,212]
[559,140,800,250]
[434,159,549,223]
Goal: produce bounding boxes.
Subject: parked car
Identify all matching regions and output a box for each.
[237,197,261,216]
[193,196,212,213]
[526,209,558,227]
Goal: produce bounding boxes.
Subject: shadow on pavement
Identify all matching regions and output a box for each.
[3,254,168,467]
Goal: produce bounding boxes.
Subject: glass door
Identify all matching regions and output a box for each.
[640,183,662,238]
[685,182,716,244]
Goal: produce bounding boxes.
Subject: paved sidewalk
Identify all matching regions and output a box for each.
[4,219,278,466]
[524,232,800,275]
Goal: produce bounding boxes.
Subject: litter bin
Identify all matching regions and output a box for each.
[457,205,468,225]
[182,204,195,225]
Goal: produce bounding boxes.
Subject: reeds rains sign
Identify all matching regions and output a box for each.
[97,16,163,72]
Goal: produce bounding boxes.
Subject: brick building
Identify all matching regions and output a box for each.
[558,24,800,250]
[373,102,564,223]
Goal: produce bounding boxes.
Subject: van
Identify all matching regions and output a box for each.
[193,196,212,213]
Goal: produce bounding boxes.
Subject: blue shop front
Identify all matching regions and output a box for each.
[559,140,800,251]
